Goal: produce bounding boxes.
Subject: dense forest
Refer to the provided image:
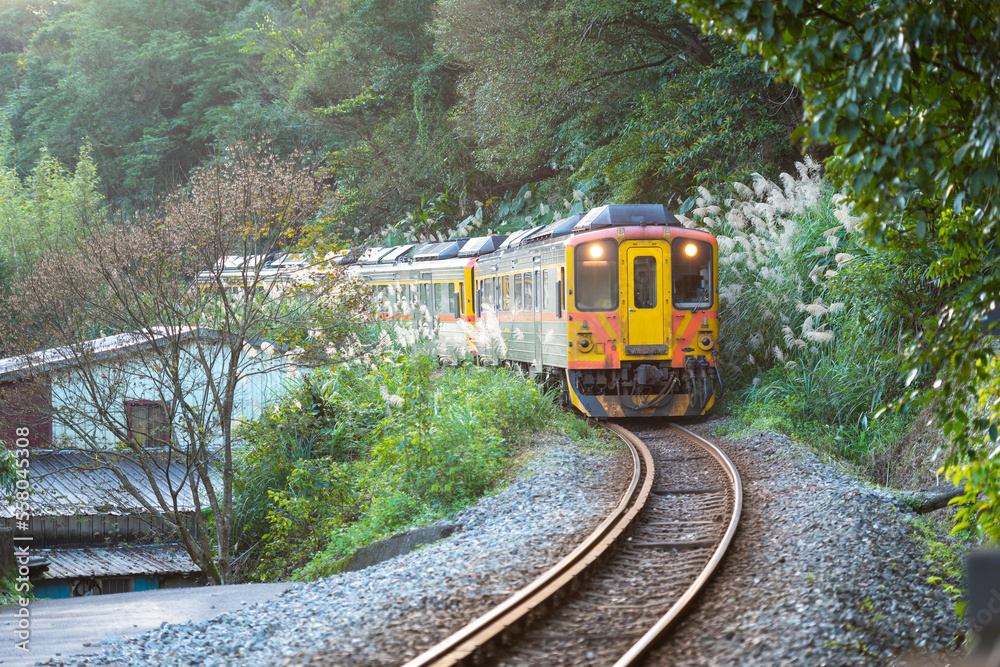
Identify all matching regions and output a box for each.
[0,0,801,267]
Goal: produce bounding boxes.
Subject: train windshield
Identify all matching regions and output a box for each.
[574,239,618,311]
[672,239,713,309]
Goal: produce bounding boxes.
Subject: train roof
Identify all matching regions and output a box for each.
[379,244,415,264]
[414,240,468,261]
[572,204,681,231]
[341,205,692,268]
[522,214,584,245]
[498,226,544,250]
[458,235,508,257]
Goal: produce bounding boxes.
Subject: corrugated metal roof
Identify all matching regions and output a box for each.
[39,545,200,579]
[0,328,216,383]
[0,450,199,517]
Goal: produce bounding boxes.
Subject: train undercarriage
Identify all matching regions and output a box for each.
[526,359,719,419]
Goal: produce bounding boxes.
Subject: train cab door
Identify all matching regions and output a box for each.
[625,247,665,347]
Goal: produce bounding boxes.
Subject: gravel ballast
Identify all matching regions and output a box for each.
[48,436,629,667]
[647,419,963,667]
[42,419,964,666]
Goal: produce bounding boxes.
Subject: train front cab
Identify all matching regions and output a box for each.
[564,226,720,418]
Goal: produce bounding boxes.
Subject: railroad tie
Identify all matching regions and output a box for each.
[651,487,723,495]
[630,539,717,551]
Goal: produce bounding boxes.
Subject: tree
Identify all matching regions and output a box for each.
[0,127,104,298]
[0,141,373,583]
[239,0,476,239]
[435,0,799,207]
[577,46,799,206]
[5,0,301,205]
[674,0,1000,529]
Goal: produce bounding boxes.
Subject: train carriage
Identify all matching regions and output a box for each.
[350,204,720,419]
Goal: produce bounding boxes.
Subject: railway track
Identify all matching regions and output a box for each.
[401,421,742,667]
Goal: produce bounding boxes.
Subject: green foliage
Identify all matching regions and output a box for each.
[676,0,1000,242]
[0,447,19,496]
[258,457,359,580]
[233,367,385,559]
[5,0,316,204]
[687,165,938,472]
[908,514,967,617]
[0,575,29,606]
[2,0,801,245]
[235,352,564,581]
[391,178,601,244]
[949,459,1000,546]
[580,48,797,206]
[677,0,1000,544]
[0,135,104,293]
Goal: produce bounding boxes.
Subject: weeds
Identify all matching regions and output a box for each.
[908,514,968,617]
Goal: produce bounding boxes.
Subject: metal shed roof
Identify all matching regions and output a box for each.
[39,545,199,579]
[0,450,199,518]
[0,328,220,384]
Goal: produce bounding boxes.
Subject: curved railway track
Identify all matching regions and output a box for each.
[400,421,742,667]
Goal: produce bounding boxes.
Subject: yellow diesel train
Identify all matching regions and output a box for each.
[348,204,720,418]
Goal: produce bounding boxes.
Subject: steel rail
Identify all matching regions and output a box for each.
[400,424,655,667]
[612,422,743,666]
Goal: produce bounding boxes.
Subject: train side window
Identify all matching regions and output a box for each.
[524,272,533,311]
[542,269,550,310]
[493,277,500,309]
[419,273,432,312]
[514,274,523,311]
[534,270,540,310]
[633,256,657,308]
[503,275,511,311]
[434,282,446,314]
[459,282,465,315]
[378,285,391,315]
[447,283,457,317]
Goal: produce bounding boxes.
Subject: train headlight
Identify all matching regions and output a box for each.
[684,243,698,257]
[589,244,604,259]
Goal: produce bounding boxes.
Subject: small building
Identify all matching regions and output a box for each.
[0,450,205,598]
[0,328,287,450]
[0,328,289,597]
[37,545,199,598]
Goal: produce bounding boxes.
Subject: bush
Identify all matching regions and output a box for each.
[257,458,359,580]
[685,163,937,475]
[232,368,385,567]
[235,351,565,581]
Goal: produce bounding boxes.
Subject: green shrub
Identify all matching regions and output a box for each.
[233,369,384,561]
[258,458,359,580]
[235,351,566,582]
[685,165,937,474]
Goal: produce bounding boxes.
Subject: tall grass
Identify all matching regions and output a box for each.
[685,162,935,476]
